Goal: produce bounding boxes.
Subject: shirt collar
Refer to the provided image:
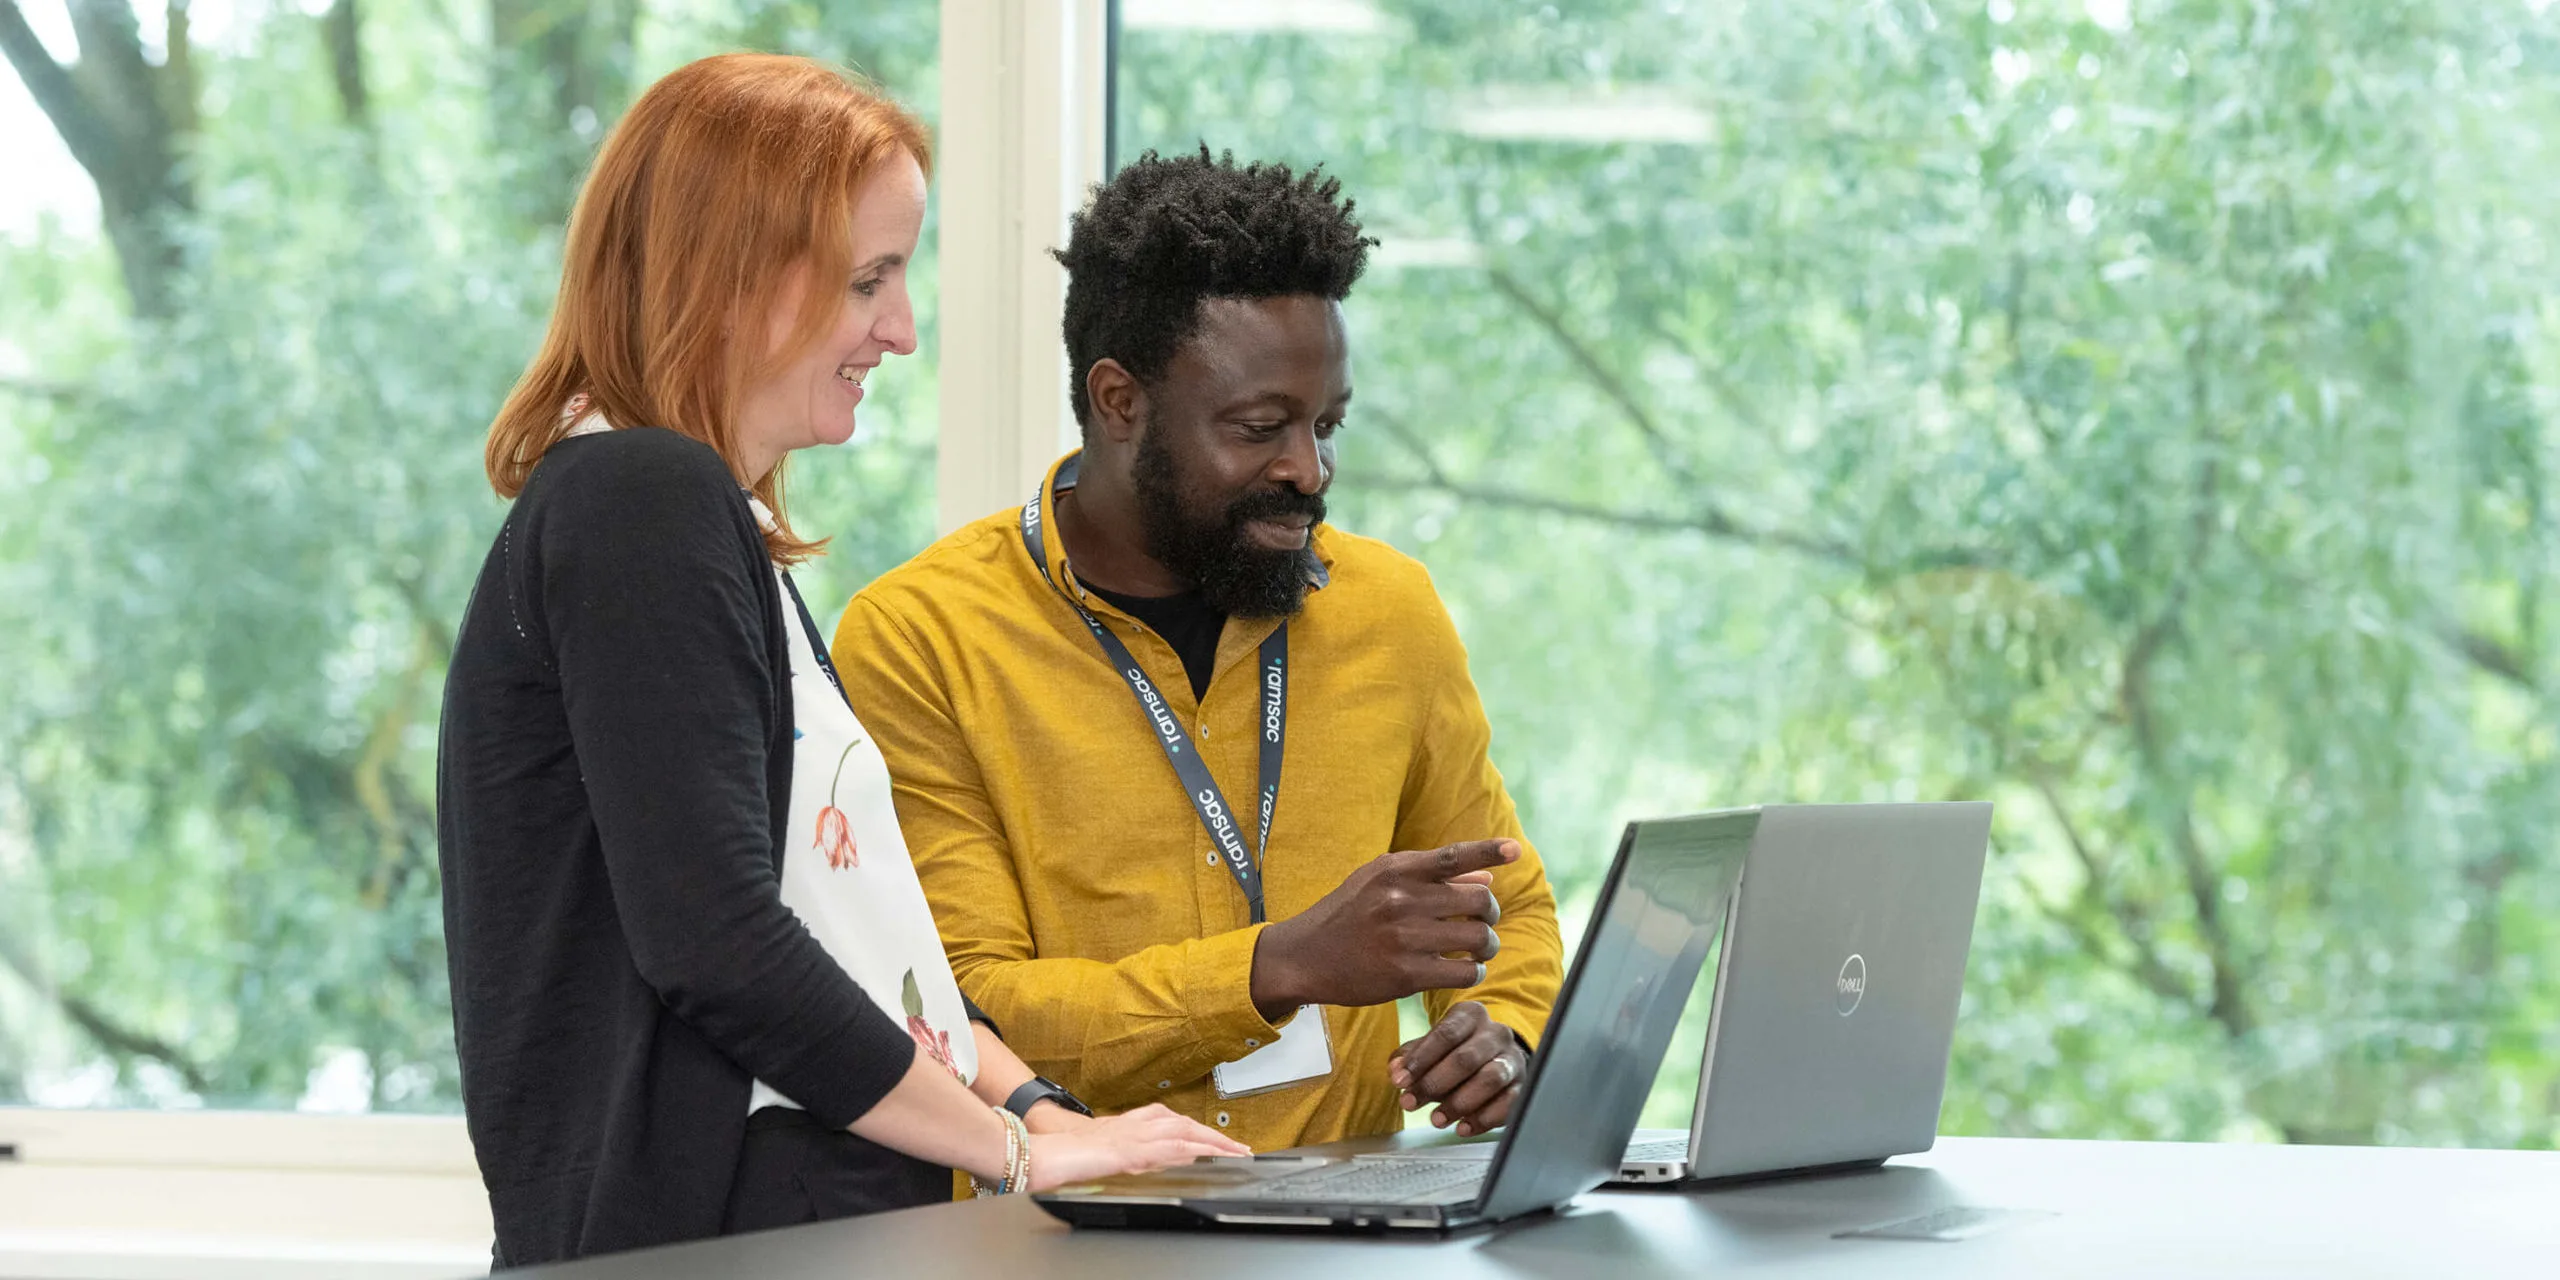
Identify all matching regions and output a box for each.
[1037,450,1334,598]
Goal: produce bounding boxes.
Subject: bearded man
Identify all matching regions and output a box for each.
[830,149,1561,1152]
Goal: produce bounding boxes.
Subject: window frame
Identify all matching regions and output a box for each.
[935,0,1108,531]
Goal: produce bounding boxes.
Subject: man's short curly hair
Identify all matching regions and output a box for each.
[1055,147,1377,432]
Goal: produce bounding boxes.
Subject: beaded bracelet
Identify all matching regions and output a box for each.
[970,1105,1034,1198]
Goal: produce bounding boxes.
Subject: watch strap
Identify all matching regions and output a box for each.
[1004,1076,1091,1119]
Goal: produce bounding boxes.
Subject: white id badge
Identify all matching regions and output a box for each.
[1211,1003,1332,1099]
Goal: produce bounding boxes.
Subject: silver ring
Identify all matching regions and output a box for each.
[1491,1056,1518,1087]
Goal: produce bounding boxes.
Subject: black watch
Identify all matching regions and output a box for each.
[1004,1075,1093,1120]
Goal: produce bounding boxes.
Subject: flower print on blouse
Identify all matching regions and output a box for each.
[902,969,960,1080]
[814,740,862,870]
[559,401,980,1113]
[749,577,982,1116]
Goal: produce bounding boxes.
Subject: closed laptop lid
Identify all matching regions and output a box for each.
[1687,801,1992,1179]
[1473,809,1754,1221]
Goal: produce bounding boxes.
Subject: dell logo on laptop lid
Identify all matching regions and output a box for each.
[1836,953,1867,1015]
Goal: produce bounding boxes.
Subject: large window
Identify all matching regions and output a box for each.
[1117,0,2560,1147]
[0,0,941,1113]
[9,0,2556,1157]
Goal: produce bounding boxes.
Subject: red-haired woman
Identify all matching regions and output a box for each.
[438,54,1244,1267]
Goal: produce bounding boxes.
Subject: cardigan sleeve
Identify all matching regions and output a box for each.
[527,430,916,1130]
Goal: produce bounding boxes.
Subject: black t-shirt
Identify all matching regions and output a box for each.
[1089,584,1227,700]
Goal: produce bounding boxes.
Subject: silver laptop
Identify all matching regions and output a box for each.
[1615,801,1991,1186]
[1033,810,1755,1233]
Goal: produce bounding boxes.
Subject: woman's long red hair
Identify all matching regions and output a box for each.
[485,54,930,564]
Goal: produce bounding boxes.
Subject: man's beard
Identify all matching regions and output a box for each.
[1131,424,1326,619]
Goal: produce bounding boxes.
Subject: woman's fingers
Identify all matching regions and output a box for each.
[1067,1105,1251,1180]
[1149,1138,1242,1169]
[1107,1136,1234,1176]
[1149,1112,1248,1155]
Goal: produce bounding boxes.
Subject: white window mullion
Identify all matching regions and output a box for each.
[936,0,1111,534]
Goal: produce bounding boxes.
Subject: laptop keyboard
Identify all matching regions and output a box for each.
[1246,1158,1488,1205]
[1625,1136,1691,1163]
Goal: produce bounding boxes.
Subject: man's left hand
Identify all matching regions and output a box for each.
[1389,1000,1526,1137]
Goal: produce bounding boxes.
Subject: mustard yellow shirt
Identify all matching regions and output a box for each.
[831,454,1562,1152]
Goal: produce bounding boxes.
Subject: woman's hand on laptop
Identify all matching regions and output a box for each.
[1389,999,1527,1138]
[1028,1103,1251,1190]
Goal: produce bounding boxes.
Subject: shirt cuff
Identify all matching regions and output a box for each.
[1477,998,1548,1054]
[962,993,1001,1038]
[1187,923,1286,1063]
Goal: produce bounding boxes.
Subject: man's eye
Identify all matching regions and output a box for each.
[1316,418,1345,438]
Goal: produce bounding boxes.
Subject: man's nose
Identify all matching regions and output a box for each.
[1268,423,1325,493]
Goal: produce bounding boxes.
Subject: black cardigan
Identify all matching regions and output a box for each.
[437,427,930,1266]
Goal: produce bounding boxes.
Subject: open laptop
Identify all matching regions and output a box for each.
[1613,801,1993,1186]
[1033,809,1755,1233]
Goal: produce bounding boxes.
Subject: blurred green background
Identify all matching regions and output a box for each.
[4,0,2555,1150]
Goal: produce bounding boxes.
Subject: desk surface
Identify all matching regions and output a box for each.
[514,1135,2560,1279]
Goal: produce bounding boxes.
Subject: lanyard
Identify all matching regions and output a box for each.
[1019,459,1286,923]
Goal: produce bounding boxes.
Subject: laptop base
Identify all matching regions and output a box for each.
[1606,1154,1889,1190]
[1033,812,1758,1237]
[1035,1194,1505,1235]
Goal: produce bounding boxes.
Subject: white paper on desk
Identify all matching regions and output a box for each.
[1212,1004,1332,1099]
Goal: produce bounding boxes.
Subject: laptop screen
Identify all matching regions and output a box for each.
[1473,809,1755,1222]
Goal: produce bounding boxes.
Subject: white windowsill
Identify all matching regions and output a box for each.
[0,1110,491,1280]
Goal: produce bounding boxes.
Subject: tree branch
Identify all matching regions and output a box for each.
[322,0,369,126]
[0,375,91,405]
[2029,774,2195,1007]
[159,0,195,140]
[9,0,193,315]
[2002,251,2064,452]
[2440,623,2538,693]
[0,918,215,1096]
[1352,402,1878,562]
[64,0,168,190]
[1639,314,1777,441]
[2084,304,2258,1046]
[1485,265,1701,489]
[0,0,119,180]
[2153,313,2253,1038]
[1344,469,1876,564]
[1341,461,1999,582]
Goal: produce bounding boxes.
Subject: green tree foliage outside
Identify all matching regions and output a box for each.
[0,0,941,1110]
[2,0,2554,1152]
[1122,0,2560,1147]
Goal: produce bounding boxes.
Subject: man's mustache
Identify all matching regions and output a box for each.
[1225,487,1327,527]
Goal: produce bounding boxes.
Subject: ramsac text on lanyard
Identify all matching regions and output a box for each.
[1019,457,1287,923]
